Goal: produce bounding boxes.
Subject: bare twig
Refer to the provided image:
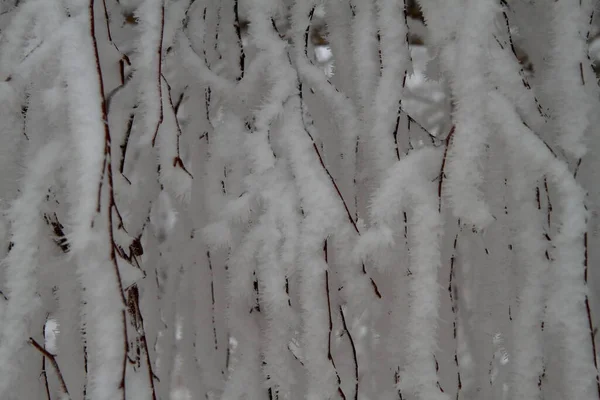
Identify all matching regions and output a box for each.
[339,305,358,400]
[584,231,600,398]
[126,285,158,400]
[151,4,165,147]
[324,242,348,400]
[28,338,69,398]
[41,319,51,400]
[438,125,455,212]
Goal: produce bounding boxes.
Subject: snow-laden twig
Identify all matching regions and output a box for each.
[0,140,65,397]
[281,94,344,399]
[547,0,599,158]
[506,159,549,399]
[364,0,411,177]
[350,0,378,114]
[356,147,448,400]
[155,76,193,201]
[489,91,598,399]
[135,0,165,146]
[443,0,498,229]
[61,4,128,397]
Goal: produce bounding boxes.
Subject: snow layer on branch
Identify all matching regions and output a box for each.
[135,0,164,144]
[547,0,599,158]
[355,147,446,399]
[61,24,106,253]
[366,0,410,176]
[61,15,126,400]
[177,31,235,97]
[351,0,378,113]
[156,77,192,201]
[0,140,64,397]
[221,230,263,400]
[489,91,597,399]
[256,217,296,397]
[487,40,545,133]
[0,1,69,85]
[356,147,442,260]
[507,160,549,399]
[282,97,344,244]
[280,95,343,398]
[0,83,24,205]
[444,0,498,229]
[0,0,46,77]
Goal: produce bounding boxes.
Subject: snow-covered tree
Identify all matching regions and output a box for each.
[0,0,599,399]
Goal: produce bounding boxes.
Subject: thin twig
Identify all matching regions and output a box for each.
[89,1,129,397]
[161,75,193,178]
[41,319,51,400]
[339,305,359,400]
[324,242,348,400]
[127,285,158,400]
[151,3,166,147]
[584,231,600,399]
[438,125,455,212]
[28,338,69,398]
[298,83,381,298]
[233,0,244,80]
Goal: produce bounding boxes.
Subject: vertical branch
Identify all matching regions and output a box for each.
[357,148,446,399]
[233,0,244,81]
[548,0,599,158]
[583,231,600,398]
[89,2,129,397]
[489,91,598,400]
[151,4,165,147]
[207,251,218,350]
[41,320,51,400]
[324,242,348,400]
[449,230,461,400]
[339,305,358,400]
[126,286,158,400]
[136,0,165,147]
[436,0,497,228]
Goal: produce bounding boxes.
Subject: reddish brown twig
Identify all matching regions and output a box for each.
[162,75,193,178]
[339,305,358,400]
[298,84,381,299]
[151,4,166,147]
[89,1,129,397]
[29,338,69,398]
[207,251,218,350]
[584,232,600,399]
[126,286,158,400]
[233,0,245,81]
[438,125,455,212]
[448,227,461,400]
[324,242,348,400]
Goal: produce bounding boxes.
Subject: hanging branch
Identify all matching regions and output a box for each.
[489,90,598,400]
[89,0,130,395]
